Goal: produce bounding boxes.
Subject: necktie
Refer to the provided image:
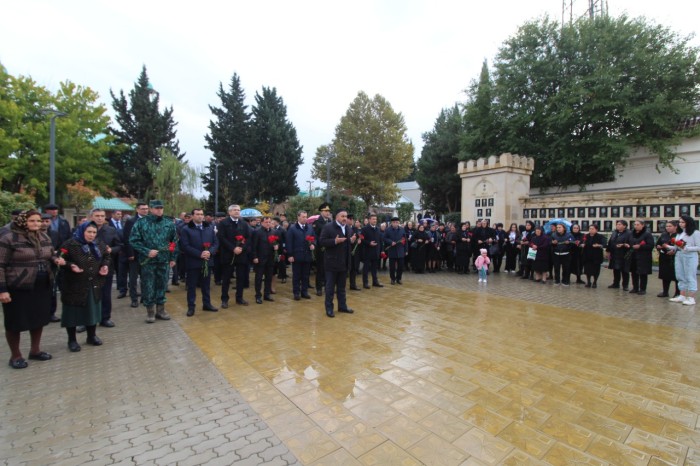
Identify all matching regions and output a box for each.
[116,221,121,230]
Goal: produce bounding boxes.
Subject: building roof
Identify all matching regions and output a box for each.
[92,197,135,211]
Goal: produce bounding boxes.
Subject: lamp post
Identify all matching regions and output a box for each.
[307,180,313,197]
[214,162,222,214]
[42,109,67,204]
[325,154,334,203]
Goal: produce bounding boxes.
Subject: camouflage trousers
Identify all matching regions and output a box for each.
[140,262,169,306]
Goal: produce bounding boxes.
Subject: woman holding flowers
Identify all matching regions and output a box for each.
[581,224,607,288]
[628,220,654,295]
[668,215,700,306]
[655,220,680,298]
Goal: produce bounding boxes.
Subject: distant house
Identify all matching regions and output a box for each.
[375,181,424,222]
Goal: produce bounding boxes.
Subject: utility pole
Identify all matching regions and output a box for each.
[214,162,222,214]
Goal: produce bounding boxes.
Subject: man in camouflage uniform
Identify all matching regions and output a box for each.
[129,200,179,323]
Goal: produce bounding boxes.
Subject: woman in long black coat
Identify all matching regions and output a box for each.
[411,224,430,273]
[569,223,585,284]
[454,223,472,274]
[530,226,552,283]
[581,224,607,288]
[606,220,633,290]
[655,220,680,298]
[629,220,654,295]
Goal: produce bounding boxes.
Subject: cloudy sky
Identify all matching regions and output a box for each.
[3,0,698,195]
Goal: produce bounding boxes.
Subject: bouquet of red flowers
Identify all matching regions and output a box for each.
[380,252,388,260]
[352,234,364,256]
[202,242,212,277]
[232,235,246,264]
[671,238,686,249]
[305,235,316,260]
[268,235,280,262]
[141,241,177,266]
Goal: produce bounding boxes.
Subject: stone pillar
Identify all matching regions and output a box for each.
[458,153,535,224]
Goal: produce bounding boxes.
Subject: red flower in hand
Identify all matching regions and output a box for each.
[268,235,279,245]
[401,237,406,245]
[59,248,68,256]
[639,241,646,246]
[235,235,245,244]
[380,252,388,260]
[305,235,315,243]
[168,242,176,253]
[203,242,211,249]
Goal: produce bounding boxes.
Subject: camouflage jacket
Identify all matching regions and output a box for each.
[129,215,179,264]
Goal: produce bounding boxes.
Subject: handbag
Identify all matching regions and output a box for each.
[527,247,537,260]
[489,244,500,256]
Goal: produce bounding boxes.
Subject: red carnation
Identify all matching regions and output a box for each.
[59,248,68,256]
[639,241,646,246]
[380,252,388,260]
[235,235,245,243]
[203,242,211,249]
[268,235,279,245]
[401,237,406,245]
[168,242,176,253]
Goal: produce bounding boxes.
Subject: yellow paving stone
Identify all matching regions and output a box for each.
[452,427,514,465]
[497,422,556,459]
[407,433,468,465]
[331,420,387,458]
[624,428,688,466]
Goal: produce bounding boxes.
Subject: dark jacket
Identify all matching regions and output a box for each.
[179,221,219,270]
[129,215,179,264]
[360,224,381,262]
[286,222,315,263]
[251,227,277,266]
[607,229,633,270]
[0,228,56,292]
[320,221,352,272]
[50,216,72,247]
[96,223,122,271]
[656,231,677,281]
[383,226,407,259]
[217,216,251,266]
[629,227,654,275]
[60,238,110,306]
[582,232,607,266]
[122,214,146,259]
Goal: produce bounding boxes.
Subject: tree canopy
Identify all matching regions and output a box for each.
[109,66,184,198]
[0,63,113,205]
[313,91,414,207]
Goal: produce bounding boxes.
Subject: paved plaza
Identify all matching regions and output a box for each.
[2,267,700,465]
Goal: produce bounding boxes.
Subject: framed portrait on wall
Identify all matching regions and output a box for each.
[548,208,556,218]
[623,206,634,217]
[482,199,488,207]
[611,206,620,218]
[603,220,613,232]
[696,205,700,217]
[649,205,660,218]
[599,207,608,217]
[486,208,492,217]
[571,219,579,225]
[680,205,691,216]
[577,207,586,218]
[488,198,494,206]
[477,209,483,217]
[636,206,647,217]
[557,208,565,217]
[657,220,667,232]
[567,207,575,217]
[581,220,590,230]
[523,209,529,219]
[534,220,541,227]
[539,208,547,218]
[475,199,480,207]
[531,209,538,218]
[588,207,597,218]
[664,205,675,217]
[644,220,653,231]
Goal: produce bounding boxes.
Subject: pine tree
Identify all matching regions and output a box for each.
[203,73,252,210]
[249,87,303,204]
[109,66,184,198]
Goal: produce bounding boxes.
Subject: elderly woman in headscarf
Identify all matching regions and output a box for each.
[0,210,65,369]
[60,221,110,352]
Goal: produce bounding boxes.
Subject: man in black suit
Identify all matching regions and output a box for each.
[251,217,278,304]
[44,203,71,246]
[92,208,122,327]
[217,204,252,307]
[123,202,149,308]
[109,210,128,298]
[286,210,315,300]
[319,209,356,318]
[312,203,333,295]
[360,214,383,288]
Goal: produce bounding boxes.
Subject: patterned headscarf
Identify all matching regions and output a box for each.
[73,221,101,258]
[11,210,43,252]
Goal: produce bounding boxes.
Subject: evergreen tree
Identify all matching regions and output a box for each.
[109,66,183,198]
[249,86,303,204]
[203,73,252,209]
[416,105,463,213]
[461,60,501,160]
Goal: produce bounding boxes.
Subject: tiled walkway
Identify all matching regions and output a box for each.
[2,267,699,465]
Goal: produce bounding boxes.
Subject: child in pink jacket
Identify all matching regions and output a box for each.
[475,248,491,283]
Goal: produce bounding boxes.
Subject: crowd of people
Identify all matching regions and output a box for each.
[1,200,698,369]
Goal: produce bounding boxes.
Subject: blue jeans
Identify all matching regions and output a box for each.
[478,268,488,280]
[675,252,698,293]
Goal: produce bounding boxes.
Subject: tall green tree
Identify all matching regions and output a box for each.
[203,73,252,210]
[314,91,414,207]
[148,148,197,215]
[461,60,500,160]
[492,15,700,188]
[109,65,184,198]
[0,64,113,204]
[249,86,303,204]
[416,105,463,213]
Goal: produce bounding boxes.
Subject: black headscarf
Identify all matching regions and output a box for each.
[73,221,101,259]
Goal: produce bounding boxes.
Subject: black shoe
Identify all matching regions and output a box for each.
[338,308,354,314]
[131,300,139,308]
[349,286,361,291]
[100,320,115,328]
[203,305,218,312]
[592,283,597,288]
[281,278,287,284]
[301,294,311,299]
[294,295,301,301]
[49,314,60,323]
[326,310,335,318]
[608,284,619,289]
[76,326,86,333]
[264,296,274,302]
[172,281,179,286]
[623,287,630,291]
[585,283,591,288]
[637,290,646,295]
[28,351,52,361]
[221,301,229,309]
[657,292,669,297]
[215,281,222,286]
[363,285,371,289]
[390,280,396,285]
[256,297,263,304]
[68,341,81,352]
[373,283,384,288]
[236,299,249,306]
[86,336,103,346]
[629,289,639,293]
[187,308,195,317]
[117,291,127,299]
[316,289,323,296]
[396,280,402,285]
[576,279,586,284]
[8,358,28,369]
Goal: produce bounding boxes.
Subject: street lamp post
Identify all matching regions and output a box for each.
[214,162,222,214]
[325,154,333,203]
[42,109,67,205]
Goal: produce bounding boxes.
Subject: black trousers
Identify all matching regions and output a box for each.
[100,272,114,321]
[254,261,274,298]
[612,269,630,288]
[291,261,312,297]
[128,258,141,301]
[389,258,404,282]
[349,254,361,287]
[631,273,648,292]
[325,270,348,312]
[362,259,379,285]
[186,267,212,308]
[552,253,571,284]
[221,262,249,302]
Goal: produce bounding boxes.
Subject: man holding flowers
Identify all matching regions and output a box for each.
[179,208,219,316]
[286,210,315,300]
[251,216,278,305]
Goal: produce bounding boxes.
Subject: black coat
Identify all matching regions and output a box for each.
[96,224,122,271]
[383,226,406,259]
[217,217,251,265]
[656,232,677,281]
[607,229,633,271]
[122,215,145,259]
[629,228,654,275]
[287,222,315,263]
[179,221,219,270]
[320,221,352,272]
[360,224,381,262]
[251,227,277,266]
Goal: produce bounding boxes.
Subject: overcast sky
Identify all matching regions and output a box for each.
[3,0,698,195]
